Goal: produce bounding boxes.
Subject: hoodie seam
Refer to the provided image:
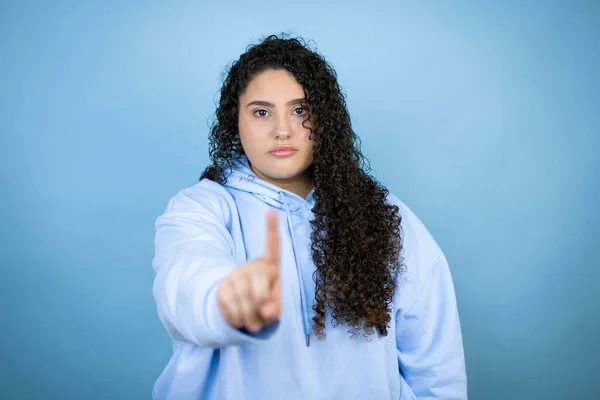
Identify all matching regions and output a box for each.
[402,254,443,316]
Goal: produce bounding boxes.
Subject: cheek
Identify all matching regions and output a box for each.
[239,119,269,149]
[294,119,313,138]
[300,123,315,147]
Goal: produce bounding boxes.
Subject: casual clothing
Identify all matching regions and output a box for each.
[152,155,467,399]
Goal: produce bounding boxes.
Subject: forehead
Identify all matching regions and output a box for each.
[242,69,305,100]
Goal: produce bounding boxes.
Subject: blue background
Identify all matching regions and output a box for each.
[1,1,598,398]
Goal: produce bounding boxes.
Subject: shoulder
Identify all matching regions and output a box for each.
[161,179,236,224]
[386,193,444,297]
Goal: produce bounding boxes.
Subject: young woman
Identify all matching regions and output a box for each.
[152,35,467,399]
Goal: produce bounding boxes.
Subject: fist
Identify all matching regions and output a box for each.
[217,210,281,333]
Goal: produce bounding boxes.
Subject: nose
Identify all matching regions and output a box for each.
[274,114,291,139]
[275,131,290,139]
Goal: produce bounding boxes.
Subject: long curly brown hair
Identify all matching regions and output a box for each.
[201,34,404,339]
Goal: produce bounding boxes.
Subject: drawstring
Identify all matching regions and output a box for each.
[279,192,311,347]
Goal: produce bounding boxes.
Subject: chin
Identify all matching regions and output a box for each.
[265,168,303,180]
[249,157,312,182]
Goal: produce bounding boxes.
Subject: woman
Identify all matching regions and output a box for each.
[152,35,467,399]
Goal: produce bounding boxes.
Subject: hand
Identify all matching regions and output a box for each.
[217,210,281,333]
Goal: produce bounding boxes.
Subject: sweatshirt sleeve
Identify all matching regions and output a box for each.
[152,187,279,348]
[396,254,467,399]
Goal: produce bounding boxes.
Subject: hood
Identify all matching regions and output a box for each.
[223,154,315,211]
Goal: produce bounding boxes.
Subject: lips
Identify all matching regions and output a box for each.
[269,145,297,157]
[270,145,295,152]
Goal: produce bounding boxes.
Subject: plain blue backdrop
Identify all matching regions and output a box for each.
[1,1,598,399]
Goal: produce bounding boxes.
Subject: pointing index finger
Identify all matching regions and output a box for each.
[262,210,280,269]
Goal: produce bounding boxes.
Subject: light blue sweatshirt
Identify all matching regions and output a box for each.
[152,155,467,399]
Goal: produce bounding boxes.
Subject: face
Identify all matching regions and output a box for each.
[238,69,314,191]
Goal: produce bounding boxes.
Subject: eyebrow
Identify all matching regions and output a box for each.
[245,98,305,108]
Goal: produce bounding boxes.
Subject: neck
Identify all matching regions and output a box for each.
[250,165,314,199]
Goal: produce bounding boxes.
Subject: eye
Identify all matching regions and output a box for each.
[292,107,305,115]
[253,109,269,117]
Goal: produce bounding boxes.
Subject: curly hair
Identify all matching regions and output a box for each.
[200,34,404,339]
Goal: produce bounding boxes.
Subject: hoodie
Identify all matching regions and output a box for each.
[151,155,467,399]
